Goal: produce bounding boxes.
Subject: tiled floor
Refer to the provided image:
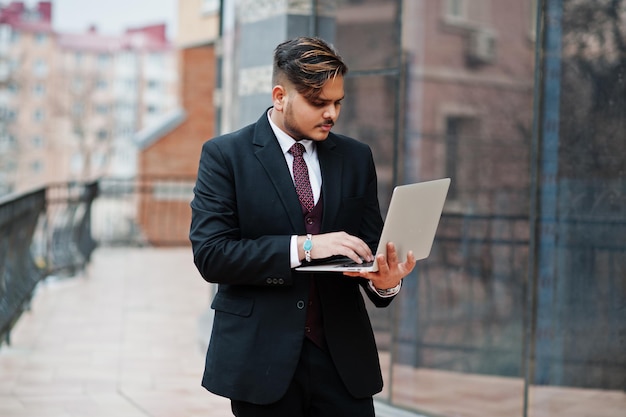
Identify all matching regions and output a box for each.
[377,357,626,417]
[0,247,230,417]
[1,247,624,417]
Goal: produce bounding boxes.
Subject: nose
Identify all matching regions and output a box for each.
[323,104,338,120]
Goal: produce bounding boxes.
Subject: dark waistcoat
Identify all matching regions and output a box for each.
[301,194,325,349]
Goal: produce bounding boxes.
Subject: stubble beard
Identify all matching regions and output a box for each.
[283,103,332,141]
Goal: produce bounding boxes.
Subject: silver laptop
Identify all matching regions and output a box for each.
[296,178,450,273]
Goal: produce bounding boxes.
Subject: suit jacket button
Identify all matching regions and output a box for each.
[297,300,305,309]
[266,278,273,284]
[278,278,284,284]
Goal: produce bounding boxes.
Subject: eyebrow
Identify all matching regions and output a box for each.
[314,95,345,103]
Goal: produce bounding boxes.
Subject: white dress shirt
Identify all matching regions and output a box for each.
[266,110,401,297]
[267,110,321,269]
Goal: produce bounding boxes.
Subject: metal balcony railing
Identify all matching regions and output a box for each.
[0,176,196,345]
[0,181,98,344]
[1,176,624,393]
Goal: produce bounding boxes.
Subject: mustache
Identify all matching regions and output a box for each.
[319,120,334,127]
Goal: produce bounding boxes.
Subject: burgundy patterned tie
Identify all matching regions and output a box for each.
[289,143,314,212]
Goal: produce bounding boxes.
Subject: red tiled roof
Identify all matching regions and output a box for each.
[4,19,53,33]
[57,32,123,52]
[57,28,172,52]
[0,1,52,30]
[1,2,171,52]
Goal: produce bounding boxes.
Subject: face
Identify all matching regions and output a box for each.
[272,76,344,142]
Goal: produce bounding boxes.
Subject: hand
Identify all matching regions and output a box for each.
[298,232,374,264]
[344,242,416,289]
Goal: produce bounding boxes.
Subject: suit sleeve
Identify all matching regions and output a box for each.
[189,139,293,286]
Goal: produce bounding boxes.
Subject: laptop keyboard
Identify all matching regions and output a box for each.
[340,260,374,268]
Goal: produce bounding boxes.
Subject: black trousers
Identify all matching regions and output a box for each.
[231,338,375,417]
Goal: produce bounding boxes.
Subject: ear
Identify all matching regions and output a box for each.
[272,85,286,111]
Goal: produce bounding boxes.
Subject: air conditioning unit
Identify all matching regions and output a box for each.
[467,28,496,65]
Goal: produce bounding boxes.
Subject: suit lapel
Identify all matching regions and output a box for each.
[317,137,342,233]
[252,113,305,233]
[250,111,345,234]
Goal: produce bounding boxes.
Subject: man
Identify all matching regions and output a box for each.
[190,36,416,417]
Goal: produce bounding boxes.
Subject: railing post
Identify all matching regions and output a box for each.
[0,188,47,346]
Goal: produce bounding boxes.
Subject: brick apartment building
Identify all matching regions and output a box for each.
[0,1,178,196]
[0,1,55,195]
[134,0,220,245]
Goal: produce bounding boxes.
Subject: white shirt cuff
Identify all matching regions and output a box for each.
[368,279,402,298]
[290,235,301,268]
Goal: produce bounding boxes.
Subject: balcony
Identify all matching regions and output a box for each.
[0,246,230,416]
[0,179,232,416]
[1,179,624,417]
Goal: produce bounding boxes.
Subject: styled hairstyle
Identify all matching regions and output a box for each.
[272,36,348,100]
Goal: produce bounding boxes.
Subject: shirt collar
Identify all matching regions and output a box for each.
[267,108,314,155]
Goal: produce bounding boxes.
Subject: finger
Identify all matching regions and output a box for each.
[337,241,366,264]
[404,250,417,270]
[350,235,373,255]
[343,236,373,262]
[406,250,416,264]
[386,242,399,264]
[376,253,389,272]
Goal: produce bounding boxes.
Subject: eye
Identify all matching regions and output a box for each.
[312,100,342,108]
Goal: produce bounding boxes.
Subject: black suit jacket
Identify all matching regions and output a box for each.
[190,110,395,404]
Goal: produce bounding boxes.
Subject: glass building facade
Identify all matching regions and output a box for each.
[216,0,626,415]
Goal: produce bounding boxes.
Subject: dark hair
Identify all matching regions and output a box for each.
[272,37,348,100]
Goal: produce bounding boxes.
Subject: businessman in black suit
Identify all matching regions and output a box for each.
[190,37,416,417]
